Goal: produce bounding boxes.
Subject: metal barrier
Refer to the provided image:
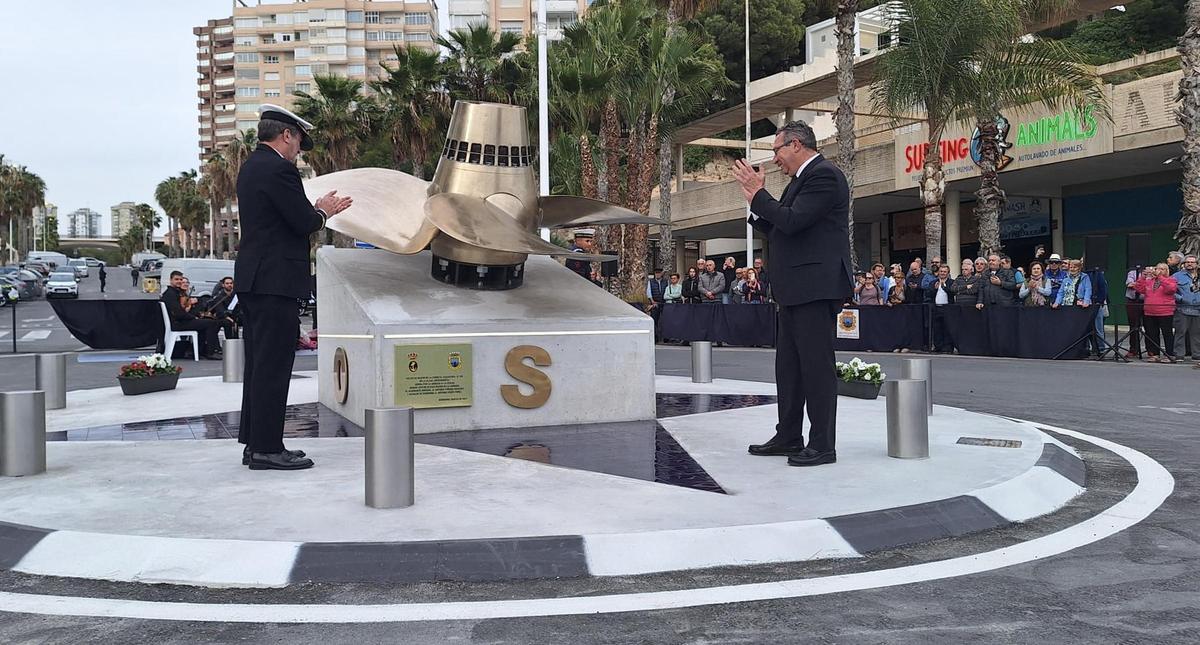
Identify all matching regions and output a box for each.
[222,338,245,383]
[0,390,47,476]
[364,407,415,509]
[35,353,69,410]
[900,357,934,415]
[884,379,929,459]
[691,341,713,383]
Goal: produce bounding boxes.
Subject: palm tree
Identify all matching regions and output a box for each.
[0,159,46,262]
[199,152,234,258]
[154,176,180,257]
[293,75,375,175]
[835,0,858,269]
[371,44,449,180]
[872,0,1104,263]
[134,203,160,252]
[1178,0,1200,256]
[551,22,618,199]
[438,24,524,103]
[221,129,257,252]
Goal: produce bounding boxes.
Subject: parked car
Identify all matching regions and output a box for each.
[1,274,39,300]
[23,262,51,277]
[67,258,89,279]
[83,257,102,267]
[44,271,79,299]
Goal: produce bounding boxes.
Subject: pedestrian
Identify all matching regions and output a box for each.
[733,119,852,467]
[927,264,954,352]
[565,229,596,280]
[1133,263,1178,362]
[1125,263,1147,358]
[1052,259,1093,309]
[721,257,738,304]
[698,259,725,304]
[1173,255,1200,364]
[1019,261,1051,307]
[664,273,684,303]
[98,264,107,293]
[131,265,140,288]
[682,267,701,303]
[979,254,1018,308]
[1045,253,1069,302]
[235,104,352,471]
[951,258,981,306]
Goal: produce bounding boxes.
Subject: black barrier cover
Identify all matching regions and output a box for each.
[833,305,928,353]
[661,301,1096,359]
[659,303,776,346]
[49,299,162,350]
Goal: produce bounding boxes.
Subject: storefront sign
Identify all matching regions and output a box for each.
[394,343,473,408]
[894,102,1113,187]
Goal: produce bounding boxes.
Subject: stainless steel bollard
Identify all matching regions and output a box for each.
[884,379,929,459]
[222,338,245,383]
[691,341,713,383]
[0,391,47,476]
[35,353,69,410]
[900,357,934,415]
[364,407,414,509]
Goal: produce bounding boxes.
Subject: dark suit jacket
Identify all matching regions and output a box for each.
[160,286,195,324]
[748,154,852,306]
[234,144,325,300]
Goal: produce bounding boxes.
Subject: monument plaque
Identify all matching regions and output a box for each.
[394,344,473,409]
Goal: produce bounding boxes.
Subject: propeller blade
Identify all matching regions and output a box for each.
[424,193,613,260]
[539,196,667,228]
[303,168,437,254]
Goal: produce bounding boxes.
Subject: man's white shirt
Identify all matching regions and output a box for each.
[749,154,819,221]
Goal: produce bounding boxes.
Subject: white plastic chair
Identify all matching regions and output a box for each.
[159,301,199,362]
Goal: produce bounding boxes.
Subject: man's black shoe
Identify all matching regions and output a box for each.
[787,447,837,467]
[243,445,307,465]
[748,437,805,456]
[248,451,314,470]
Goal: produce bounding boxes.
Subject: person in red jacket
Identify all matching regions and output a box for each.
[1134,263,1179,363]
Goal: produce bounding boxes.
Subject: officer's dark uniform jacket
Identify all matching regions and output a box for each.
[565,244,590,279]
[234,144,325,299]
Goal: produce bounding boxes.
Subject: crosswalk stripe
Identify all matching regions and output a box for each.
[19,330,51,341]
[0,331,8,339]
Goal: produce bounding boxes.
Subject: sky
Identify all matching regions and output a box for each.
[0,1,236,236]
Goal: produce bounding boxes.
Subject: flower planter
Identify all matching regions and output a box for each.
[837,379,881,400]
[117,372,180,396]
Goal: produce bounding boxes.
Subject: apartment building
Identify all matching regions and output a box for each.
[196,18,237,163]
[67,208,102,239]
[32,203,57,249]
[230,0,440,137]
[111,202,137,238]
[448,0,589,39]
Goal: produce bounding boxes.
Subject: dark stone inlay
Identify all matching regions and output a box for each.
[826,495,1009,554]
[1036,440,1087,488]
[290,535,588,584]
[656,393,776,419]
[0,521,52,570]
[957,437,1023,448]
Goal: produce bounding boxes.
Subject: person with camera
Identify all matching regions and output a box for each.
[1172,255,1200,366]
[1125,263,1148,358]
[1133,263,1178,362]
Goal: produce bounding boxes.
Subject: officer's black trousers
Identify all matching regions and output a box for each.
[238,293,298,454]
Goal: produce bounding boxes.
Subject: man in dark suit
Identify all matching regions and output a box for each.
[160,270,222,359]
[235,104,352,471]
[732,120,852,467]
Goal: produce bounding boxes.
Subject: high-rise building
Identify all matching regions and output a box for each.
[196,17,236,163]
[67,208,102,239]
[111,201,137,238]
[229,0,440,133]
[32,203,57,249]
[448,0,586,39]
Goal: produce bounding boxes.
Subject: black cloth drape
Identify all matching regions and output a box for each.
[659,303,776,346]
[661,301,1097,359]
[49,299,162,350]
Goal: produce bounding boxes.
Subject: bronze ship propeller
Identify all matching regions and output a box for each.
[303,101,664,289]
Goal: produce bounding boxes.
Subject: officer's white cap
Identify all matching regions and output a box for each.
[574,228,596,238]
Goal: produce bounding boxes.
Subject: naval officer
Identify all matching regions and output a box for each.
[236,104,353,471]
[565,228,595,280]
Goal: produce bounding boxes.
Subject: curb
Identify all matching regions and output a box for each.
[0,439,1085,588]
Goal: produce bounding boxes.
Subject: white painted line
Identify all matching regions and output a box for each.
[0,330,8,339]
[969,466,1084,523]
[317,333,375,340]
[13,531,300,589]
[22,316,55,323]
[0,423,1172,623]
[19,330,51,341]
[382,330,649,339]
[584,520,858,576]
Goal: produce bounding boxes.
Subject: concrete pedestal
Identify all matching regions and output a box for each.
[316,248,656,433]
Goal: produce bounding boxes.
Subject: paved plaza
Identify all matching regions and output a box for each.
[0,346,1193,643]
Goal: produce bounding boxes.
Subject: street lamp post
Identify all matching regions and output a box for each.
[744,0,754,269]
[537,0,551,242]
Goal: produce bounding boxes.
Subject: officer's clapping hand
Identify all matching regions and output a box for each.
[316,190,353,217]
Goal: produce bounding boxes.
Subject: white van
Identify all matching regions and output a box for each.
[159,258,236,297]
[132,251,165,268]
[25,251,69,271]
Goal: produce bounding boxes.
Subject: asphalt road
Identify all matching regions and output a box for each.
[0,334,1197,643]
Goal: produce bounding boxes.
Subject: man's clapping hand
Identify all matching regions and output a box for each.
[731,160,766,203]
[316,190,353,216]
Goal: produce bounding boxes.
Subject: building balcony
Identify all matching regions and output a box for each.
[544,0,579,13]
